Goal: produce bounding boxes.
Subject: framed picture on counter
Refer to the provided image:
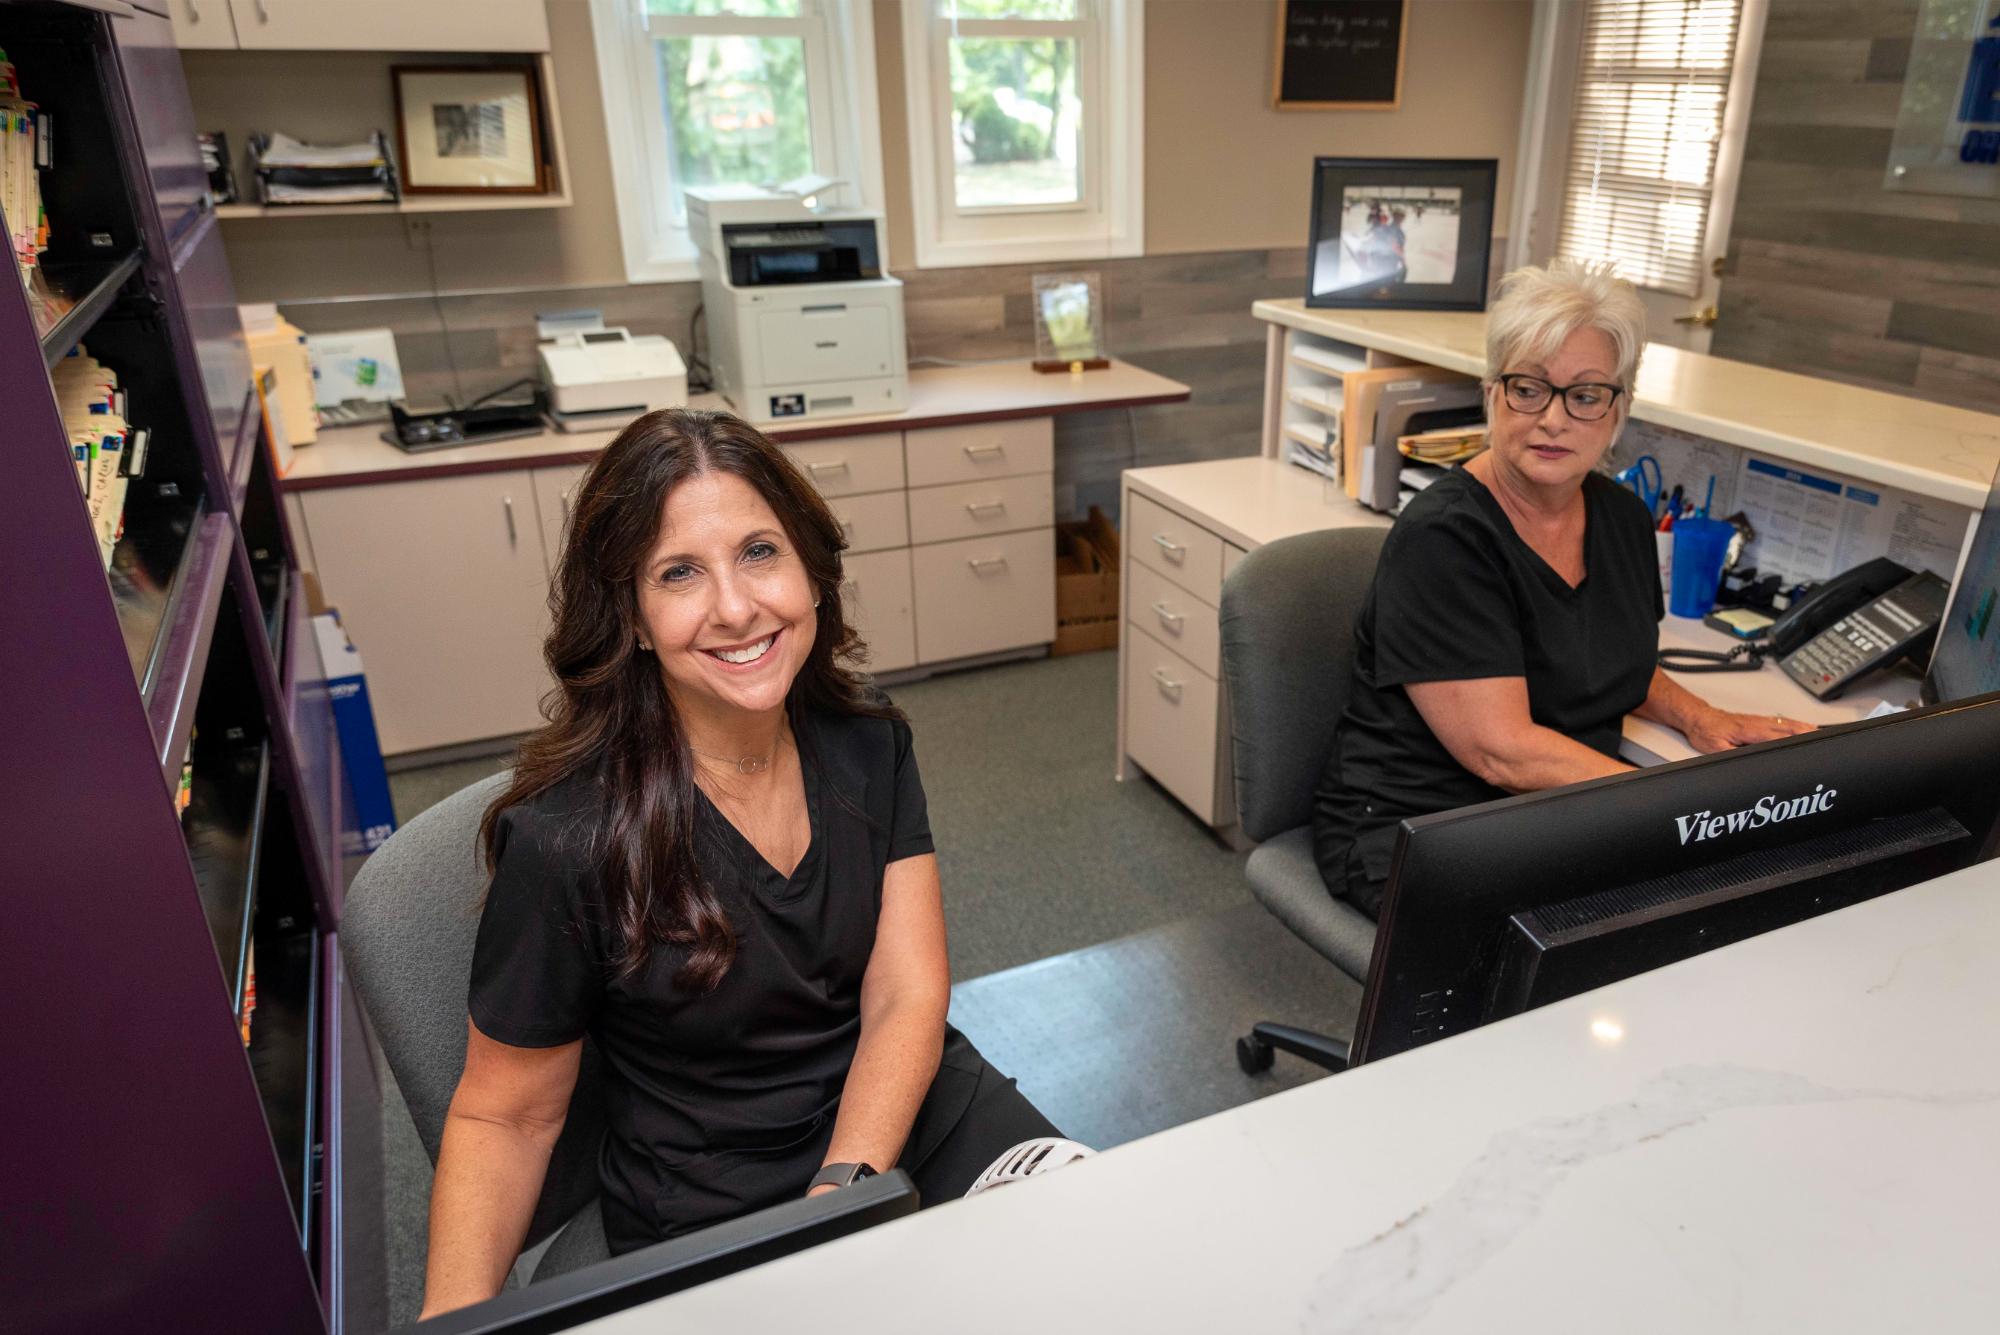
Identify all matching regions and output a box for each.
[392,64,548,195]
[1304,157,1497,311]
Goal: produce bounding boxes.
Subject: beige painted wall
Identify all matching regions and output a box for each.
[204,0,1532,302]
[1145,0,1532,255]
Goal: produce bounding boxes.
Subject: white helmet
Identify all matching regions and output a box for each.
[964,1138,1097,1197]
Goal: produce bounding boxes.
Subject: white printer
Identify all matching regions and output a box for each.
[538,327,688,421]
[686,183,907,425]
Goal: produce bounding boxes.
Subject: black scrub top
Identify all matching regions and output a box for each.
[469,707,935,1253]
[1312,467,1663,915]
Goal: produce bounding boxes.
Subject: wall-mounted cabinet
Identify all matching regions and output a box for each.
[170,0,550,54]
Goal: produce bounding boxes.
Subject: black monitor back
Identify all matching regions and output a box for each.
[1351,692,2000,1065]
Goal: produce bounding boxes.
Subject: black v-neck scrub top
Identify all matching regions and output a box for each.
[1312,467,1664,915]
[468,708,935,1253]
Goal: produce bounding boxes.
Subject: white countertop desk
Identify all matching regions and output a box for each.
[1253,300,2000,510]
[1120,456,1916,771]
[580,854,2000,1334]
[281,358,1190,491]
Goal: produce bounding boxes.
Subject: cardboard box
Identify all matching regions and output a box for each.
[313,610,397,856]
[1053,506,1121,656]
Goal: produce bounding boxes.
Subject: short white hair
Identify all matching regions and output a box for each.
[1485,259,1647,395]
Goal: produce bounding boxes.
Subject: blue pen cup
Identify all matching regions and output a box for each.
[1668,517,1735,618]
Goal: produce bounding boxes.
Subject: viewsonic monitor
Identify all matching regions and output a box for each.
[401,1170,918,1334]
[1925,460,2000,705]
[1351,692,2000,1065]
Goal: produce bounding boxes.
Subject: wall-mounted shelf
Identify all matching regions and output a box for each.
[215,191,572,220]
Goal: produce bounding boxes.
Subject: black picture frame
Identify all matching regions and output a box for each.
[1303,157,1498,311]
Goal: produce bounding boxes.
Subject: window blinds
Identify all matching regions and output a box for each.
[1554,0,1742,298]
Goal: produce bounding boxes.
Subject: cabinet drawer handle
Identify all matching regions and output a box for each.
[560,488,575,520]
[967,555,1009,574]
[503,496,517,545]
[254,0,270,20]
[806,459,849,477]
[964,499,1007,517]
[1152,533,1187,562]
[962,443,1006,460]
[1152,601,1184,631]
[842,578,859,598]
[1151,667,1183,700]
[837,515,855,536]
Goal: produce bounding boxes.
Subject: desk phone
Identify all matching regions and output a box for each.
[1778,570,1950,700]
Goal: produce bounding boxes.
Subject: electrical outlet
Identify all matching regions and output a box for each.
[403,216,433,249]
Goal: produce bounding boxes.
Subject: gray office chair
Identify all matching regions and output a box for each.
[341,772,612,1284]
[1219,525,1388,1074]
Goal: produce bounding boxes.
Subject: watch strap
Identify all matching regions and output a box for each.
[810,1161,877,1191]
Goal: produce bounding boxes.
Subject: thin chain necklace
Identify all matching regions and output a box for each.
[689,729,788,776]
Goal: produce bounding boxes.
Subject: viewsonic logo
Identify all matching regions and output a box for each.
[1675,785,1837,846]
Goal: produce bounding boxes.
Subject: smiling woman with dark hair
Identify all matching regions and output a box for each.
[418,409,1061,1318]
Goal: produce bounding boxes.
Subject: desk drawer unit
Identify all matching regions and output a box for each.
[1126,558,1220,677]
[906,472,1054,546]
[785,431,905,498]
[1124,624,1227,822]
[1128,491,1224,606]
[842,547,917,673]
[905,417,1054,488]
[829,489,911,555]
[912,527,1056,664]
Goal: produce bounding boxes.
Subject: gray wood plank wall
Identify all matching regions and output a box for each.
[1714,0,2000,413]
[278,248,1306,521]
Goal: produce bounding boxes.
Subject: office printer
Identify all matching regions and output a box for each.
[687,183,907,425]
[538,327,689,421]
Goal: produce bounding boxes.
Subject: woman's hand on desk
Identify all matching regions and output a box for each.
[1679,707,1816,753]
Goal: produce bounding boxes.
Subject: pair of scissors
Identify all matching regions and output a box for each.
[1615,454,1663,517]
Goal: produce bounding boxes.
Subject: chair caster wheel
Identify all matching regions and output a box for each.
[1236,1035,1274,1074]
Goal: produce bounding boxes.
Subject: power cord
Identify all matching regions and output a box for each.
[1658,640,1769,673]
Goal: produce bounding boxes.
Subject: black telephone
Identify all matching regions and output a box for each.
[1661,556,1952,701]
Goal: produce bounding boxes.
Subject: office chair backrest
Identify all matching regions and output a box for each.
[1220,525,1388,843]
[342,772,608,1250]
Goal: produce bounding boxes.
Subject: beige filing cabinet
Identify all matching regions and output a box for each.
[1117,457,1389,842]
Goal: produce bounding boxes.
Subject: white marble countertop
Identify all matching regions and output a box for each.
[578,856,2000,1334]
[1253,300,2000,510]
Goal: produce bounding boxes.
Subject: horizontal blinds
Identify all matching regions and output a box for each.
[1555,0,1741,298]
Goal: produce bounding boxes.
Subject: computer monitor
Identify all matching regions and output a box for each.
[1924,460,2000,704]
[400,1171,918,1335]
[1350,692,2000,1065]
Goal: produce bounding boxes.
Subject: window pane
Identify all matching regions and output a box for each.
[941,0,1078,18]
[949,37,1080,208]
[648,0,801,17]
[656,34,814,222]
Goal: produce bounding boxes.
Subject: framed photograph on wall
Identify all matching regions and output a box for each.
[1273,0,1407,110]
[1304,157,1498,311]
[392,64,548,195]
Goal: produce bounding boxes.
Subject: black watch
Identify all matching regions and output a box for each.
[809,1161,877,1192]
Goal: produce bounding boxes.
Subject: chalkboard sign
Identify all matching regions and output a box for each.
[1273,0,1406,109]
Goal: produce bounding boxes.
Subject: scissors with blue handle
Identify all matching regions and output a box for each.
[1615,454,1663,517]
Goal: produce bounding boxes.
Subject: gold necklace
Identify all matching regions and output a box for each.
[689,731,786,776]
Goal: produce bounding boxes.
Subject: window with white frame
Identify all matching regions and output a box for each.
[590,0,886,283]
[1553,0,1744,297]
[901,0,1144,269]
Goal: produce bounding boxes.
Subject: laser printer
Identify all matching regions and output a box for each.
[686,183,907,425]
[537,326,688,422]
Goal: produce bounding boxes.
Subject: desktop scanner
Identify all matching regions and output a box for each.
[1352,688,2000,1064]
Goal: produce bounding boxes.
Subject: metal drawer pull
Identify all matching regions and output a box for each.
[964,500,1007,517]
[966,556,1010,574]
[806,459,849,476]
[1152,602,1184,631]
[962,443,1007,459]
[1151,667,1183,700]
[503,496,517,545]
[254,0,269,20]
[837,516,855,535]
[1152,533,1187,561]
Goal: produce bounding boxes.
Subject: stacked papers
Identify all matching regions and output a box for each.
[250,131,399,206]
[2,47,50,274]
[54,347,143,569]
[1397,424,1487,465]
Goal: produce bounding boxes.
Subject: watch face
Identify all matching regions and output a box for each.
[854,1163,877,1181]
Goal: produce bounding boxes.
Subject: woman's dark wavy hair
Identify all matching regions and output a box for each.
[480,408,899,991]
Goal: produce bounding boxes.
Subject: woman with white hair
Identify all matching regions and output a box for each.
[1312,260,1809,917]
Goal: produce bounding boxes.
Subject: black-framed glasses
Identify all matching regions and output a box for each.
[1496,373,1624,422]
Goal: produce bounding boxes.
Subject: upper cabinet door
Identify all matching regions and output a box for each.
[114,8,210,246]
[225,0,551,52]
[169,0,240,50]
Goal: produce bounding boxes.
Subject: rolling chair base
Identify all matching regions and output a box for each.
[1236,1022,1350,1075]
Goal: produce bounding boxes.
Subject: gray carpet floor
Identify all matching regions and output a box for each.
[371,649,1348,1326]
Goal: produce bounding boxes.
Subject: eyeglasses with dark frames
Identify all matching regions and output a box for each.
[1495,373,1624,422]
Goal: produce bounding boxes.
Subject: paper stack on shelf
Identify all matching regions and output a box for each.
[1397,423,1487,465]
[1,47,67,334]
[54,346,145,569]
[249,131,398,206]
